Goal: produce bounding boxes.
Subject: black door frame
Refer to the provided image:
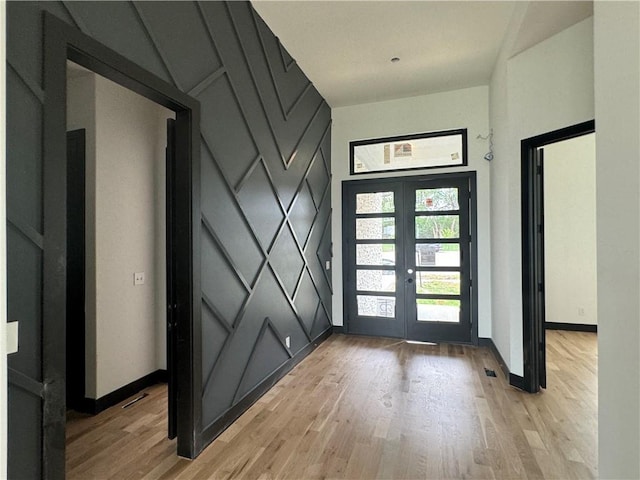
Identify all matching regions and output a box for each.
[520,119,595,393]
[42,13,202,475]
[342,171,479,345]
[65,129,86,412]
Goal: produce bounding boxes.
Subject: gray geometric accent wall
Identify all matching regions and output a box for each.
[6,1,332,477]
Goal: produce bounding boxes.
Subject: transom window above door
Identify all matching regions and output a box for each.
[350,129,467,175]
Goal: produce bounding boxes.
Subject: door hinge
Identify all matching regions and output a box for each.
[537,283,543,292]
[537,224,542,234]
[536,165,542,175]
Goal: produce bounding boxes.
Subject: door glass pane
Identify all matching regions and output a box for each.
[356,270,395,292]
[356,217,395,239]
[357,295,396,318]
[415,243,460,267]
[416,272,460,295]
[415,188,459,212]
[415,215,459,239]
[416,299,460,323]
[356,244,395,266]
[356,192,395,214]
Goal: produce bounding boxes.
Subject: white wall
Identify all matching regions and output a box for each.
[331,86,492,338]
[594,2,640,477]
[1,1,7,476]
[489,16,594,375]
[93,75,171,398]
[544,133,597,326]
[67,70,172,399]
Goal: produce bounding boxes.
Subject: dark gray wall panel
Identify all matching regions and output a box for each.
[237,163,285,249]
[6,70,43,233]
[201,230,248,326]
[289,183,316,247]
[200,147,263,285]
[201,306,230,385]
[8,386,42,480]
[307,149,331,208]
[63,1,173,84]
[253,13,311,117]
[7,1,332,474]
[312,304,332,338]
[294,272,319,333]
[270,224,304,297]
[199,74,260,189]
[7,228,42,381]
[6,1,73,88]
[236,321,290,399]
[202,267,301,425]
[134,2,222,93]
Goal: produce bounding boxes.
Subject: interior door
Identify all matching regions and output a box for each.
[343,174,475,344]
[404,178,472,343]
[166,118,178,439]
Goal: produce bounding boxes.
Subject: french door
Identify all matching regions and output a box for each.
[343,173,476,344]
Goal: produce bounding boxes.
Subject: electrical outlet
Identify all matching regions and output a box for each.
[285,336,291,348]
[134,272,145,285]
[325,260,331,270]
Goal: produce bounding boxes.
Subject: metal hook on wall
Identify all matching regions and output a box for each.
[477,129,494,161]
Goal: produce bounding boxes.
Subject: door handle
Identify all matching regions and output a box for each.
[407,278,414,284]
[407,269,414,274]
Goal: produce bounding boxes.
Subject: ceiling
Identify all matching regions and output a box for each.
[252,1,593,108]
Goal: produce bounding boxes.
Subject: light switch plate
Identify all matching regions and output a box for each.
[134,272,145,285]
[7,321,18,354]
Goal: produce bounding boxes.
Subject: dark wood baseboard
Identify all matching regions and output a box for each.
[545,322,597,333]
[332,326,345,334]
[509,373,525,390]
[478,337,527,391]
[479,337,510,381]
[201,327,333,448]
[75,369,168,415]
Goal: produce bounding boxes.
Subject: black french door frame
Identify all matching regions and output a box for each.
[404,176,473,343]
[521,119,595,393]
[342,171,479,345]
[42,13,202,476]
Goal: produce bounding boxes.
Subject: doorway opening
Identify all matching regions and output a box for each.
[521,119,595,393]
[65,60,175,428]
[342,172,478,344]
[42,14,201,476]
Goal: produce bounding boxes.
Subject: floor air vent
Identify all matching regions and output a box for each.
[484,368,497,377]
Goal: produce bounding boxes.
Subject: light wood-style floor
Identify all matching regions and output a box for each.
[66,330,597,479]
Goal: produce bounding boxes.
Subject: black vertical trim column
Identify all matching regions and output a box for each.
[166,119,177,440]
[42,15,68,480]
[65,129,86,412]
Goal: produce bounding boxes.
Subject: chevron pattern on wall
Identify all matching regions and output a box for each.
[6,1,331,475]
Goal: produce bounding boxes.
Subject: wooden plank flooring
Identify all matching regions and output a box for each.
[66,331,597,479]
